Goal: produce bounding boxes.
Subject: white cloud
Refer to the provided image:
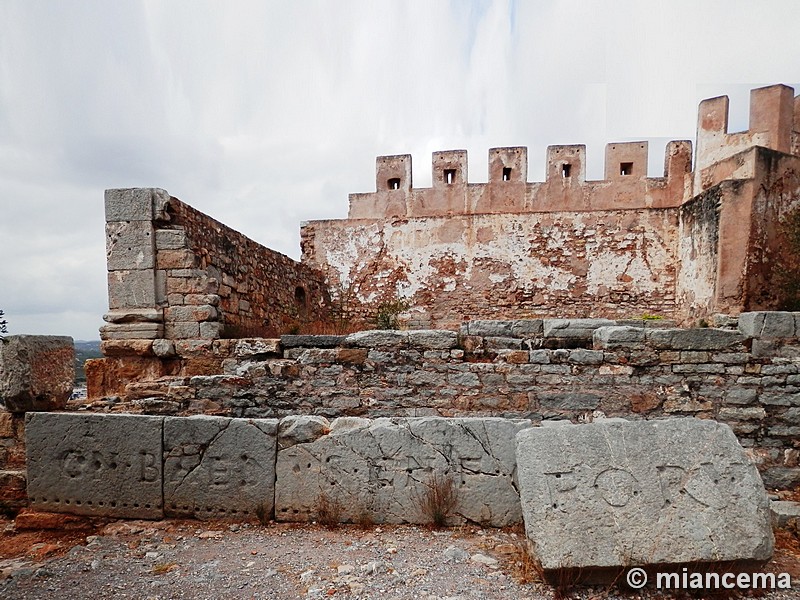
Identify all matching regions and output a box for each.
[1,0,799,339]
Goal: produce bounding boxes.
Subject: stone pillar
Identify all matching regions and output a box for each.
[101,188,169,340]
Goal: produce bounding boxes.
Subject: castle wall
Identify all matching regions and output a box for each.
[302,209,679,330]
[101,188,330,342]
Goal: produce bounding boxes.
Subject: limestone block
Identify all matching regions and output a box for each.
[105,188,163,222]
[235,338,282,358]
[107,270,156,310]
[645,328,745,350]
[515,418,773,584]
[344,330,409,348]
[275,417,532,527]
[100,340,154,357]
[592,326,646,349]
[106,221,155,271]
[280,335,346,348]
[510,319,544,337]
[163,416,278,519]
[152,339,176,357]
[460,320,513,337]
[99,322,163,341]
[278,415,330,448]
[155,228,188,250]
[0,335,74,413]
[26,413,164,518]
[771,500,800,528]
[407,330,458,349]
[738,312,797,338]
[543,319,616,338]
[103,309,163,324]
[199,321,223,340]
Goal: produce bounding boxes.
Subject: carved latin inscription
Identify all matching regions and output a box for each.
[25,412,164,519]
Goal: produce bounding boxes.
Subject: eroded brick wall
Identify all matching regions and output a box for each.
[302,209,679,330]
[160,198,330,338]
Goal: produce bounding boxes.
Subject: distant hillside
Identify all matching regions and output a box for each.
[74,340,102,384]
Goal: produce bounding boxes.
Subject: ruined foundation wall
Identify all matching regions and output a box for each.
[302,209,679,330]
[78,316,800,491]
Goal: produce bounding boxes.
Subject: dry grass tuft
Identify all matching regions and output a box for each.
[152,561,177,575]
[316,492,344,529]
[415,471,459,528]
[254,501,271,526]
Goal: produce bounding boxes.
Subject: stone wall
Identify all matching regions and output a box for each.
[0,335,75,512]
[301,209,679,330]
[77,314,800,490]
[102,188,330,343]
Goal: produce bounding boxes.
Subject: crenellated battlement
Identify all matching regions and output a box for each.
[696,84,800,190]
[349,84,799,220]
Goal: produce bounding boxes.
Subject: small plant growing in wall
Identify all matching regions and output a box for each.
[375,297,410,330]
[415,471,459,528]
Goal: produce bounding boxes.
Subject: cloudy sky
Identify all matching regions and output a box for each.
[1,0,799,340]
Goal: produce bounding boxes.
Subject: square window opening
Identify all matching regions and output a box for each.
[444,169,457,184]
[502,167,512,181]
[388,178,401,190]
[561,164,571,178]
[620,162,633,176]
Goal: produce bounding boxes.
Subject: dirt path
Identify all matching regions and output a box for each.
[1,517,799,599]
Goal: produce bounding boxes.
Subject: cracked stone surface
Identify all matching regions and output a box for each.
[275,417,532,527]
[163,416,278,520]
[25,412,164,519]
[515,418,774,584]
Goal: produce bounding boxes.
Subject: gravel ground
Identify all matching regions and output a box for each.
[1,519,799,599]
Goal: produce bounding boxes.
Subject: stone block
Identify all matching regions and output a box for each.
[163,416,278,519]
[107,269,156,310]
[199,321,223,340]
[515,418,773,584]
[155,228,188,250]
[165,321,201,339]
[100,340,154,357]
[99,322,163,340]
[510,319,544,338]
[762,467,800,490]
[407,330,458,349]
[278,415,330,448]
[280,335,346,348]
[0,335,74,413]
[738,312,797,338]
[770,500,800,528]
[234,338,282,358]
[645,328,746,350]
[344,330,408,348]
[103,309,163,324]
[106,221,155,271]
[105,188,167,222]
[544,319,616,338]
[152,339,176,357]
[26,412,164,518]
[460,320,513,337]
[275,417,532,527]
